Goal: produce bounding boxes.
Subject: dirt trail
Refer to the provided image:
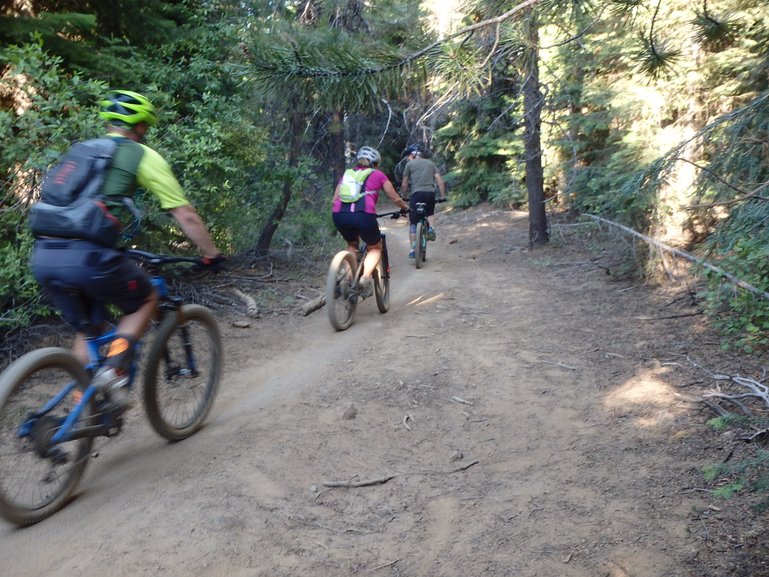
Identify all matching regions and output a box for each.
[0,205,764,577]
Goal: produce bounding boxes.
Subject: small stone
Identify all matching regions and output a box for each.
[449,450,464,462]
[342,404,357,420]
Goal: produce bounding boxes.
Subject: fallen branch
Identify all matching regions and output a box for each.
[323,475,395,488]
[301,295,325,316]
[688,356,769,417]
[232,288,259,317]
[740,428,769,443]
[368,559,399,572]
[411,460,481,476]
[634,311,703,321]
[537,360,579,370]
[451,460,479,473]
[587,214,769,302]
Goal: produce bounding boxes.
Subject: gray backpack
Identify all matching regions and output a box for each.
[29,138,123,246]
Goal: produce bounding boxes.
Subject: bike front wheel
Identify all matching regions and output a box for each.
[326,251,358,331]
[0,348,93,526]
[143,305,222,442]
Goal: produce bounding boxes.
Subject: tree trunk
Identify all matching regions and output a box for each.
[329,110,346,185]
[255,106,304,256]
[522,12,548,247]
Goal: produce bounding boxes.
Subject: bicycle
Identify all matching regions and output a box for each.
[413,198,447,269]
[0,249,223,526]
[325,210,403,331]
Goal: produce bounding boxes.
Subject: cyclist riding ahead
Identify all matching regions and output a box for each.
[331,146,409,296]
[399,144,447,258]
[30,90,225,413]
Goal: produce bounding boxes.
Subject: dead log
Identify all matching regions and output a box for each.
[232,288,259,317]
[301,295,325,316]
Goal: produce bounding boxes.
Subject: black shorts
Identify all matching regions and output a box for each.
[332,210,382,247]
[408,190,436,225]
[31,238,152,334]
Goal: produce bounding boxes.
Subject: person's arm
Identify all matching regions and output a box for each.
[168,204,221,258]
[400,174,409,198]
[434,172,447,200]
[136,146,222,260]
[383,180,409,211]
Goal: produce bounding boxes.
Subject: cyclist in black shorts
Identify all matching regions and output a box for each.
[331,146,408,294]
[399,144,446,258]
[31,90,225,411]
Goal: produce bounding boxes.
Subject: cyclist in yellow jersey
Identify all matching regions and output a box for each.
[31,90,225,411]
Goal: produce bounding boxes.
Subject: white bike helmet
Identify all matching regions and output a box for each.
[356,146,381,165]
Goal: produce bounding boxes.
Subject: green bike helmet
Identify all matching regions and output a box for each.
[99,90,158,126]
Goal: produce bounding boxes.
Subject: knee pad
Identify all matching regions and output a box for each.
[409,223,417,234]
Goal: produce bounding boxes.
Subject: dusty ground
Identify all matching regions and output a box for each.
[1,204,767,577]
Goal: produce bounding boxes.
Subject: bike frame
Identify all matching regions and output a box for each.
[350,210,400,288]
[20,254,195,447]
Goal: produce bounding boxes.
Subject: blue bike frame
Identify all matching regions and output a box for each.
[18,273,173,446]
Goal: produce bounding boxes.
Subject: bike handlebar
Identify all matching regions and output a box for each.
[376,210,406,219]
[127,249,204,267]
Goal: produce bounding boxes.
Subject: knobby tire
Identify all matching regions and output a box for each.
[374,258,390,313]
[326,251,358,331]
[415,221,426,269]
[0,348,93,526]
[143,305,222,441]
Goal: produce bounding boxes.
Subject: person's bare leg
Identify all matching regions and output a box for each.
[114,291,159,341]
[72,291,158,368]
[93,291,159,410]
[361,242,382,282]
[72,334,90,366]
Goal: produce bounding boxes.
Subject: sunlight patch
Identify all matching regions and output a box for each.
[409,292,450,307]
[604,370,683,429]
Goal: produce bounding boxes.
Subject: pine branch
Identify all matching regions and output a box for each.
[247,0,550,80]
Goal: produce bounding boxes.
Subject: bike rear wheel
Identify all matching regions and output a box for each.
[326,251,358,331]
[0,348,93,526]
[143,305,222,441]
[374,259,390,313]
[415,221,426,269]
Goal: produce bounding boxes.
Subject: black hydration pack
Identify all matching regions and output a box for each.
[29,138,123,246]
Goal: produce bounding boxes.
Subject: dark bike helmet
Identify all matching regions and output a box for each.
[356,146,381,165]
[99,90,158,126]
[402,143,423,158]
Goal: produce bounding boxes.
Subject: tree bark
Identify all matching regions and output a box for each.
[522,11,548,247]
[255,103,304,256]
[329,110,346,185]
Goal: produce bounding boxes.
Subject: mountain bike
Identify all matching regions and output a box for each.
[413,198,447,269]
[326,210,403,331]
[0,249,223,526]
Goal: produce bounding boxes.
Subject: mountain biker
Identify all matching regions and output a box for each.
[331,146,408,295]
[399,144,447,258]
[30,90,225,412]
